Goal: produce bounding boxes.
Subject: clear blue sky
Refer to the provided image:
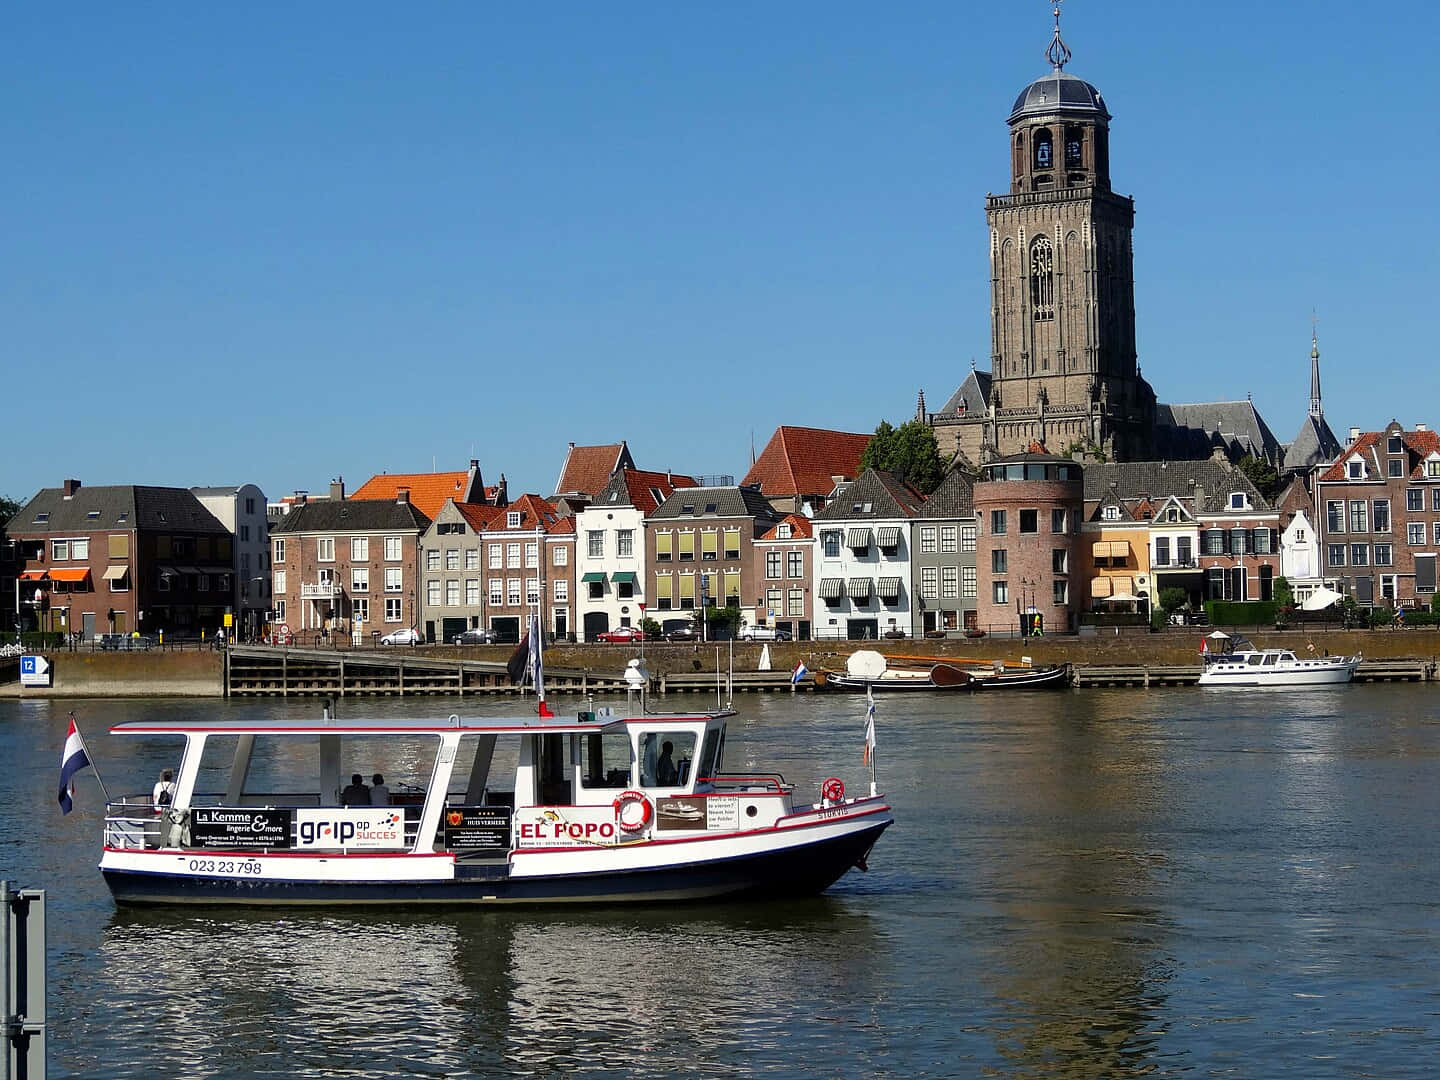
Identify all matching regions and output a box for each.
[4,1,1437,505]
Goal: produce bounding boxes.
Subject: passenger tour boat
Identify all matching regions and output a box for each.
[97,706,892,906]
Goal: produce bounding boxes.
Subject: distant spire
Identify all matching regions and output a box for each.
[1046,1,1072,71]
[1309,325,1324,419]
[916,388,927,422]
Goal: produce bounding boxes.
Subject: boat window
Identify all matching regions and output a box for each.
[696,728,724,782]
[578,731,633,790]
[189,734,440,808]
[1247,654,1263,666]
[1262,653,1278,665]
[639,731,697,789]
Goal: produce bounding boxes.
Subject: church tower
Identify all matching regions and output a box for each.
[981,4,1155,461]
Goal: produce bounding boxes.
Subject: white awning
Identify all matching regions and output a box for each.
[102,565,129,581]
[846,528,873,549]
[875,526,901,549]
[847,577,872,599]
[1301,586,1344,611]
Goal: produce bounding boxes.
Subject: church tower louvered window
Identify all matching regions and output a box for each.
[1029,236,1054,321]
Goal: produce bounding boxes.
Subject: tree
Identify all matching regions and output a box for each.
[0,494,20,526]
[1235,456,1280,503]
[859,420,946,494]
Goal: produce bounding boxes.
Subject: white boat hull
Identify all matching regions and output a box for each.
[1197,659,1359,687]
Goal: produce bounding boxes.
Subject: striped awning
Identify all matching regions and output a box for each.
[876,576,902,600]
[1091,541,1110,557]
[1108,540,1130,558]
[846,528,873,549]
[847,577,872,599]
[1090,576,1112,598]
[818,578,844,600]
[875,526,900,548]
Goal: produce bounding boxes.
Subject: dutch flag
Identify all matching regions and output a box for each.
[58,714,93,815]
[791,661,809,685]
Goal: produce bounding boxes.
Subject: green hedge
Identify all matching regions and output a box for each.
[1204,600,1279,626]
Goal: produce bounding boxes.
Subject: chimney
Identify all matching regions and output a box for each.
[1194,483,1205,512]
[397,487,410,506]
[329,476,345,501]
[495,474,508,507]
[1417,423,1430,432]
[294,491,308,506]
[469,458,479,469]
[62,478,81,498]
[1348,427,1361,443]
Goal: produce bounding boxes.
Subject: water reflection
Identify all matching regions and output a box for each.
[972,693,1177,1077]
[85,899,886,1079]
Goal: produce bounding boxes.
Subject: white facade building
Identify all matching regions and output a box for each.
[192,483,269,639]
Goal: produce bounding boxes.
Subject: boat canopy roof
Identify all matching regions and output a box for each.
[108,713,723,738]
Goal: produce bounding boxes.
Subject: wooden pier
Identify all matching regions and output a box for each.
[224,647,1435,698]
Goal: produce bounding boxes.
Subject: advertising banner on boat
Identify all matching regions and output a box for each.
[191,808,293,849]
[513,805,623,848]
[293,808,406,850]
[654,796,709,832]
[443,806,511,854]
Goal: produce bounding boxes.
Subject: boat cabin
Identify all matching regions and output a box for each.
[105,710,796,856]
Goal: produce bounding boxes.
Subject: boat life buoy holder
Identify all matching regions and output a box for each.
[613,790,653,832]
[821,777,845,804]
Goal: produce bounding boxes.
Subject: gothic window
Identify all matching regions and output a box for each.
[1065,127,1083,168]
[1030,237,1055,322]
[1033,128,1052,170]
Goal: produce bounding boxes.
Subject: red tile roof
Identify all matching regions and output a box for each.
[759,513,814,541]
[621,469,697,515]
[1317,427,1440,483]
[554,443,632,498]
[351,471,472,520]
[475,494,572,534]
[741,426,871,498]
[455,502,504,532]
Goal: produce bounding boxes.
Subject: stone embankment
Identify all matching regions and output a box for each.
[2,629,1436,698]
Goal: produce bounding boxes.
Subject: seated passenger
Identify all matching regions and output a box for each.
[340,774,370,806]
[656,741,679,787]
[370,773,391,805]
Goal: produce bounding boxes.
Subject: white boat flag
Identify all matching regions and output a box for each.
[863,689,877,766]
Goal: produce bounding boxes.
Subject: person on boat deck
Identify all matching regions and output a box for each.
[340,774,371,806]
[370,773,390,805]
[656,741,679,787]
[152,769,175,810]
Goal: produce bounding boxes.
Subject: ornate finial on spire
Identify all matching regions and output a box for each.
[1047,1,1072,71]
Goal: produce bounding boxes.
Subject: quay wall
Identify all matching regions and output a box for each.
[3,630,1437,698]
[0,650,224,698]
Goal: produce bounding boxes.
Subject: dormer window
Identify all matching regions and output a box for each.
[608,491,619,503]
[87,510,99,520]
[1101,505,1120,521]
[704,503,717,515]
[681,504,694,515]
[1388,436,1403,454]
[34,512,49,524]
[1166,507,1179,522]
[1429,460,1440,478]
[507,511,521,528]
[777,524,791,539]
[1347,459,1365,480]
[1229,492,1249,510]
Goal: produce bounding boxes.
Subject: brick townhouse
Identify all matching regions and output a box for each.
[645,486,779,633]
[449,494,573,644]
[270,483,429,640]
[6,479,232,639]
[1315,421,1440,607]
[753,514,814,640]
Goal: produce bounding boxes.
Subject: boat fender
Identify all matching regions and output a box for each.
[613,790,653,832]
[821,777,845,805]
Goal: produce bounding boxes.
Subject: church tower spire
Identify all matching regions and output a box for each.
[1308,324,1324,419]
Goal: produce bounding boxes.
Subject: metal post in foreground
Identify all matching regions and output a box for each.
[2,880,46,1080]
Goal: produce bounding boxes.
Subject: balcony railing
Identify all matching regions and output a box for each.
[300,582,342,599]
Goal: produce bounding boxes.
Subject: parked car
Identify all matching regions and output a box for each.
[738,624,791,642]
[451,628,497,645]
[595,626,644,643]
[380,627,425,646]
[665,625,700,642]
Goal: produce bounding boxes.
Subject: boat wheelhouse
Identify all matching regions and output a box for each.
[99,709,891,906]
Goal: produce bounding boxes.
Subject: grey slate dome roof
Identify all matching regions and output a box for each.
[1009,71,1110,123]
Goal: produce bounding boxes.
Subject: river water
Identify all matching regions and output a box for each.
[3,684,1439,1078]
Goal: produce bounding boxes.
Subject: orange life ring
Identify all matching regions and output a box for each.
[613,790,653,832]
[821,777,845,804]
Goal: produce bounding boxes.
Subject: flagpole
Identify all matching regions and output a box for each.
[69,710,113,806]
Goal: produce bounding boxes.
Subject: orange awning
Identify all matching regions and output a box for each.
[19,570,47,581]
[48,567,92,583]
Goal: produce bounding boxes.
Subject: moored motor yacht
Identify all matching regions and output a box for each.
[1197,641,1360,687]
[98,706,892,907]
